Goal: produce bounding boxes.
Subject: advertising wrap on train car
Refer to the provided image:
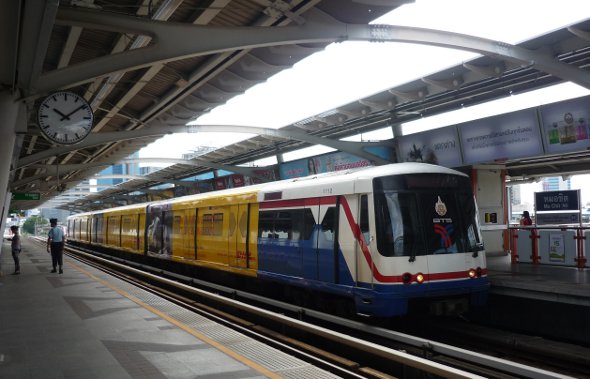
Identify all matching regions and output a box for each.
[146,203,172,256]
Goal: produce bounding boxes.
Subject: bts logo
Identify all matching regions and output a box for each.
[434,223,454,248]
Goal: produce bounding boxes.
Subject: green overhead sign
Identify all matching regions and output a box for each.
[11,192,40,201]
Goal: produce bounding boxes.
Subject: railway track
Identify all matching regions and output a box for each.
[45,239,586,379]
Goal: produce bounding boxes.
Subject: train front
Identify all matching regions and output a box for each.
[356,170,489,317]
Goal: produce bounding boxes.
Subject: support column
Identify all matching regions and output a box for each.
[0,90,22,255]
[391,123,403,138]
[470,164,508,254]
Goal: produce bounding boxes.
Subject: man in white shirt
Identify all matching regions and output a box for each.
[47,218,65,274]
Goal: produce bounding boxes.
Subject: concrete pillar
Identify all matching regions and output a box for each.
[390,123,403,163]
[0,91,23,246]
[391,123,403,138]
[470,165,508,254]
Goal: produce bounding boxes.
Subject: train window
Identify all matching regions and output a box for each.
[321,207,336,242]
[173,216,182,234]
[258,209,310,240]
[421,193,463,254]
[203,214,213,235]
[457,193,484,251]
[375,192,422,257]
[275,211,292,239]
[213,213,223,236]
[258,211,274,239]
[123,216,132,230]
[302,209,315,240]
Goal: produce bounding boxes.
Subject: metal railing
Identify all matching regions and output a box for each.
[507,226,588,269]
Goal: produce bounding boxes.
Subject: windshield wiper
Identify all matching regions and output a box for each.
[472,242,484,258]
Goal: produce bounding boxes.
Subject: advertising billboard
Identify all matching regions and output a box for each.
[459,109,543,165]
[539,95,590,155]
[397,126,462,168]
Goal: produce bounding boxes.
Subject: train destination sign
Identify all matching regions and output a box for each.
[11,192,40,201]
[535,190,580,212]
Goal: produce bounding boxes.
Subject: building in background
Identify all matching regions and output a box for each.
[542,177,571,191]
[97,152,141,187]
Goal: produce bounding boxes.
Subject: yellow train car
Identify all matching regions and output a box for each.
[145,186,261,276]
[69,185,262,278]
[67,211,92,243]
[67,203,147,255]
[107,204,147,254]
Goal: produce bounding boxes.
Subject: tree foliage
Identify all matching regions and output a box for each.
[22,215,48,235]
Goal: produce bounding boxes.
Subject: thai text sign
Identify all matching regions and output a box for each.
[535,190,580,211]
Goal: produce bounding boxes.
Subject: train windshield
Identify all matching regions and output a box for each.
[374,173,483,257]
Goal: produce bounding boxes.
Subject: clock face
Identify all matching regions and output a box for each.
[37,91,94,145]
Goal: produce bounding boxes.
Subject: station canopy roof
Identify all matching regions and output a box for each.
[5,1,590,212]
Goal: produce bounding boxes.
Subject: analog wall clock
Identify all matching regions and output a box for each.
[37,91,94,145]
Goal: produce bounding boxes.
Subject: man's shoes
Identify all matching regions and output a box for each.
[50,269,57,273]
[11,271,20,275]
[59,269,63,274]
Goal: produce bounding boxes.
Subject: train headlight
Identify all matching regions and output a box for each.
[468,269,477,278]
[415,273,425,284]
[402,272,412,284]
[476,267,483,277]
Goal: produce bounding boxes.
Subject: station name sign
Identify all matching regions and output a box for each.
[535,190,579,211]
[11,192,40,201]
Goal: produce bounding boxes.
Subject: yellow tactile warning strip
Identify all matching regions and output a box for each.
[68,260,340,379]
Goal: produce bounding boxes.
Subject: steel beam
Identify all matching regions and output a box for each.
[36,7,590,94]
[18,124,392,168]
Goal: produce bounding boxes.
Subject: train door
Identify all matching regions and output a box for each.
[88,217,92,244]
[228,204,249,268]
[146,205,164,255]
[303,197,338,283]
[355,194,374,287]
[172,210,192,259]
[163,209,173,256]
[317,199,338,283]
[138,212,146,253]
[182,208,196,260]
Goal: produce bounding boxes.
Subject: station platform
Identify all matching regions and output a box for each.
[0,237,339,379]
[1,238,588,378]
[486,252,590,306]
[478,252,590,345]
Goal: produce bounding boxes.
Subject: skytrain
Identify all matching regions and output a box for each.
[67,163,489,317]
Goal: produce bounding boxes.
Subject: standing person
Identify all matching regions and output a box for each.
[47,218,65,274]
[8,225,21,275]
[520,211,533,226]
